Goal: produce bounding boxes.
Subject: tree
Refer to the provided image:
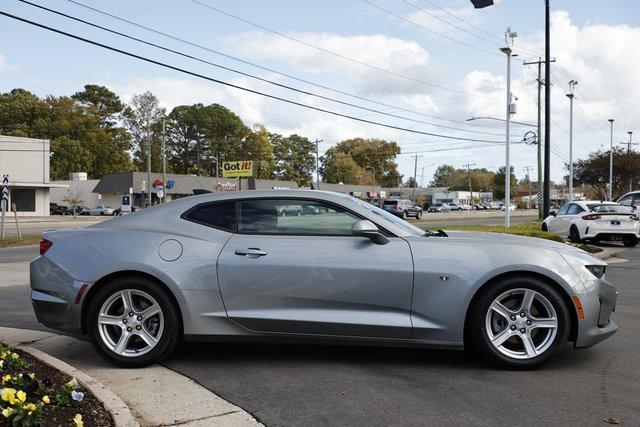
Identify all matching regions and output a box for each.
[321,152,367,184]
[573,147,640,200]
[430,165,460,188]
[321,138,401,186]
[61,188,85,218]
[124,91,166,172]
[71,84,124,126]
[405,176,418,188]
[493,166,518,200]
[0,89,48,136]
[271,133,316,186]
[50,137,94,180]
[241,124,273,179]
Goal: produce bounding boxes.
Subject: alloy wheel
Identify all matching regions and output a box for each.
[97,289,164,357]
[485,288,558,360]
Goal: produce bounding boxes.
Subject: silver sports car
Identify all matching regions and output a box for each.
[30,190,618,369]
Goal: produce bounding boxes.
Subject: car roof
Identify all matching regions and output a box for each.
[573,200,618,207]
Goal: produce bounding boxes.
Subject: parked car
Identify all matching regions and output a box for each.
[473,204,486,210]
[31,190,618,369]
[489,202,501,210]
[74,206,91,216]
[114,206,141,216]
[50,203,68,215]
[460,204,473,211]
[448,203,462,211]
[382,199,422,219]
[427,203,451,213]
[89,205,115,216]
[542,201,639,246]
[501,204,517,212]
[617,191,640,210]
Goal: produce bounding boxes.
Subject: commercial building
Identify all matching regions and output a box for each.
[432,190,493,205]
[0,135,67,216]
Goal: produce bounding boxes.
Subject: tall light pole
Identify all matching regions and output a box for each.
[366,165,375,203]
[566,80,577,201]
[411,154,422,202]
[314,139,323,190]
[501,27,517,228]
[608,119,614,201]
[161,118,166,203]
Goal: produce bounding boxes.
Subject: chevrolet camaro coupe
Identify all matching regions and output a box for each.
[30,190,618,369]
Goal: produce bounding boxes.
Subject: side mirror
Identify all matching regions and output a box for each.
[352,220,389,245]
[549,211,557,217]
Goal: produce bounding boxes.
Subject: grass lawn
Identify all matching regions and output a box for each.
[0,234,42,248]
[421,221,566,243]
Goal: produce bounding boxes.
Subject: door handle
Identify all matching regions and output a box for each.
[234,248,268,257]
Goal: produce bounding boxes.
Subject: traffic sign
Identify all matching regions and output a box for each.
[1,175,8,211]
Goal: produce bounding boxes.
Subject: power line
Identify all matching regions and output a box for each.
[21,0,512,137]
[0,10,509,144]
[61,0,505,131]
[363,0,500,56]
[187,0,502,101]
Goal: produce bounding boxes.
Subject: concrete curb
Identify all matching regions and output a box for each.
[593,247,628,261]
[14,344,138,427]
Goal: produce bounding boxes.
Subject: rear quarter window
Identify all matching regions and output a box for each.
[183,201,236,232]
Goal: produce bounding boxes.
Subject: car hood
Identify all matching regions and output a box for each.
[442,230,585,254]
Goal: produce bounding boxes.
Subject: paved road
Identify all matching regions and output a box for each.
[1,245,638,425]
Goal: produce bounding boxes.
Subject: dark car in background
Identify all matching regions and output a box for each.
[382,199,422,219]
[427,203,451,213]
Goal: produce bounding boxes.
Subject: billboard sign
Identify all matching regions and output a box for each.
[222,161,253,178]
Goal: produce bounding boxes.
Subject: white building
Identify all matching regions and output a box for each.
[0,135,66,216]
[433,190,493,205]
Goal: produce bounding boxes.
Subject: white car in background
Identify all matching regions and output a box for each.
[542,201,640,246]
[89,205,115,216]
[500,204,516,211]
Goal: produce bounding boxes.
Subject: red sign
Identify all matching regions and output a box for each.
[153,179,163,187]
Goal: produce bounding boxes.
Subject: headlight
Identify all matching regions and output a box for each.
[585,265,606,279]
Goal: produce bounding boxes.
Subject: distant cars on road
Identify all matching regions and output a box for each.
[89,205,115,216]
[501,204,517,212]
[382,199,422,219]
[427,203,451,213]
[542,200,639,246]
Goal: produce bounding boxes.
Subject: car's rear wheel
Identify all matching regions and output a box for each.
[416,211,422,219]
[468,276,570,369]
[541,223,548,232]
[87,276,180,368]
[402,211,408,220]
[623,236,638,247]
[569,225,581,243]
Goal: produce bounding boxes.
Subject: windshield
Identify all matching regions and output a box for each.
[346,196,426,237]
[588,204,633,213]
[383,200,399,206]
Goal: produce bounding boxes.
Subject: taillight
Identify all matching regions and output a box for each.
[582,214,601,220]
[39,239,53,255]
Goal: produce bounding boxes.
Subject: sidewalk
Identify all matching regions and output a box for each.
[0,327,261,426]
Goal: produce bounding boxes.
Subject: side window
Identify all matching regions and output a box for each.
[184,201,236,232]
[618,195,633,206]
[557,204,570,215]
[633,195,640,207]
[237,199,360,235]
[567,204,584,215]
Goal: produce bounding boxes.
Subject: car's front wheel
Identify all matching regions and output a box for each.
[87,276,180,368]
[623,236,638,247]
[468,276,570,369]
[416,211,422,219]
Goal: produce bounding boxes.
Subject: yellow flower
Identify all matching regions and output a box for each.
[66,378,78,388]
[28,373,35,380]
[0,360,4,368]
[2,407,14,418]
[0,351,7,359]
[42,395,50,404]
[11,353,19,360]
[23,403,36,412]
[73,414,84,427]
[2,374,11,384]
[1,388,17,405]
[16,390,27,403]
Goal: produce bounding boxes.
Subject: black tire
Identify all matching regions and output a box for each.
[402,211,408,220]
[541,223,548,232]
[569,225,581,243]
[417,211,422,219]
[623,236,638,247]
[87,275,180,368]
[467,275,570,370]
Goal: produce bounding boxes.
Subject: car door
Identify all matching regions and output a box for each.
[217,197,414,339]
[549,204,570,234]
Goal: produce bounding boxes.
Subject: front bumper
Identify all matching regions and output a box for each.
[30,256,87,335]
[574,277,618,348]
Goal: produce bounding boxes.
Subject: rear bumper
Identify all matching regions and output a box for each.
[581,223,639,240]
[574,277,619,348]
[30,256,87,335]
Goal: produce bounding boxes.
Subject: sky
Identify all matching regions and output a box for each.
[1,0,639,185]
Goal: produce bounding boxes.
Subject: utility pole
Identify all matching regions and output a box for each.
[543,0,552,219]
[315,139,323,190]
[608,119,614,201]
[161,119,166,203]
[524,57,555,218]
[146,120,152,208]
[420,167,425,188]
[620,131,637,192]
[523,166,533,209]
[463,163,476,204]
[501,27,517,228]
[567,80,577,201]
[411,154,422,202]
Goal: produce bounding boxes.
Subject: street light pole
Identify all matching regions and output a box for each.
[500,31,515,227]
[315,139,322,190]
[608,119,614,201]
[543,0,551,219]
[162,118,166,203]
[566,80,577,201]
[366,166,375,203]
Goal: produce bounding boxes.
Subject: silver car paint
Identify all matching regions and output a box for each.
[31,190,617,349]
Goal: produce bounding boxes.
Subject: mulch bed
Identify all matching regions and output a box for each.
[0,344,113,427]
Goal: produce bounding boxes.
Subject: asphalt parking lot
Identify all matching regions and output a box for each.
[0,242,638,425]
